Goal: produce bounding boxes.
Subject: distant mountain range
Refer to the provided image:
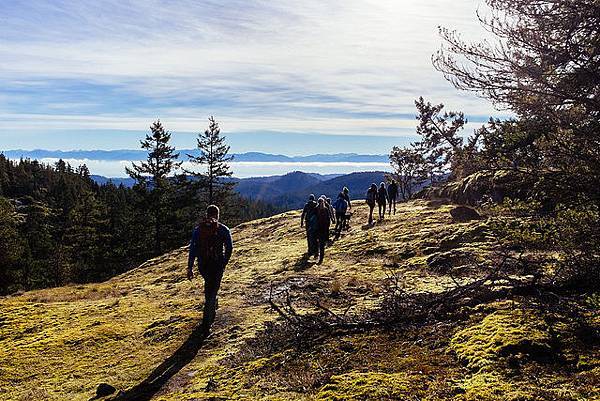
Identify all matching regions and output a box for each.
[2,149,389,163]
[231,171,389,208]
[89,170,414,210]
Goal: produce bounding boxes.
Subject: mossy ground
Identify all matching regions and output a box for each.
[1,200,598,400]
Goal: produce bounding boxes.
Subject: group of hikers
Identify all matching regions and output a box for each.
[186,179,399,334]
[366,179,399,225]
[300,187,352,264]
[300,180,399,263]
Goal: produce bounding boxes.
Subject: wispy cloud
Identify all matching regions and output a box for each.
[0,0,498,151]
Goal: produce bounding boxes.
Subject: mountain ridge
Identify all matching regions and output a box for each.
[89,171,392,209]
[1,149,389,163]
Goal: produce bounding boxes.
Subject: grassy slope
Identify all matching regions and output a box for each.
[1,201,598,400]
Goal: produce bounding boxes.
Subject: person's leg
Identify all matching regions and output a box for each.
[310,229,318,257]
[382,202,386,218]
[305,228,312,253]
[368,205,374,225]
[334,212,342,239]
[318,232,326,263]
[393,198,396,214]
[202,266,224,330]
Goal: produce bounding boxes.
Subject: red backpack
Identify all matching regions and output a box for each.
[196,218,222,263]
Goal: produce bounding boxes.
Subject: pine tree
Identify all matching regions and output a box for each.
[126,120,181,254]
[64,190,110,282]
[0,197,24,293]
[187,116,234,205]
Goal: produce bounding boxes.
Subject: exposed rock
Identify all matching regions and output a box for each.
[90,383,116,399]
[450,206,481,222]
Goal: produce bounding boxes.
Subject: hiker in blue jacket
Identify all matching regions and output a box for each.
[333,192,348,240]
[188,205,233,333]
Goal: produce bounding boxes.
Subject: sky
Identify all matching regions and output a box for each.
[0,0,498,155]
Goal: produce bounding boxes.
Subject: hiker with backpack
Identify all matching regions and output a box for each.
[300,194,318,257]
[341,187,352,230]
[325,197,336,225]
[333,192,348,240]
[315,197,333,264]
[187,205,233,333]
[388,179,399,215]
[377,182,388,221]
[366,183,377,225]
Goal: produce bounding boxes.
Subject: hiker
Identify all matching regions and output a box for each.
[325,197,336,225]
[187,205,233,332]
[388,179,399,215]
[300,194,318,257]
[316,197,333,264]
[377,182,388,220]
[333,192,348,239]
[341,187,352,210]
[341,187,352,230]
[366,183,377,225]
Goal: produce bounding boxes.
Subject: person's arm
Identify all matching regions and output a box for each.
[223,227,233,267]
[300,205,307,227]
[329,206,335,223]
[187,228,198,279]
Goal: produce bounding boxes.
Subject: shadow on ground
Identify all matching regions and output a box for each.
[102,322,208,401]
[292,254,317,271]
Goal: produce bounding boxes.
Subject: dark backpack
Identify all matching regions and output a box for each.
[366,189,376,204]
[317,207,330,228]
[306,202,318,229]
[196,219,222,263]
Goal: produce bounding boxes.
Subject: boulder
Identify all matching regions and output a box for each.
[450,206,481,222]
[91,383,116,399]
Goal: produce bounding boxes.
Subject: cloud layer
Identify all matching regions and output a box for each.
[0,0,498,151]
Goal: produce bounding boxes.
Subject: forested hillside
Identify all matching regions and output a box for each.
[0,155,282,294]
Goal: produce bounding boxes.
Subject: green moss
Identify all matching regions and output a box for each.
[450,308,552,372]
[316,372,414,401]
[458,372,537,401]
[577,355,600,371]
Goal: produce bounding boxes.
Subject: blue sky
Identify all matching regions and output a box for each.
[0,0,498,155]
